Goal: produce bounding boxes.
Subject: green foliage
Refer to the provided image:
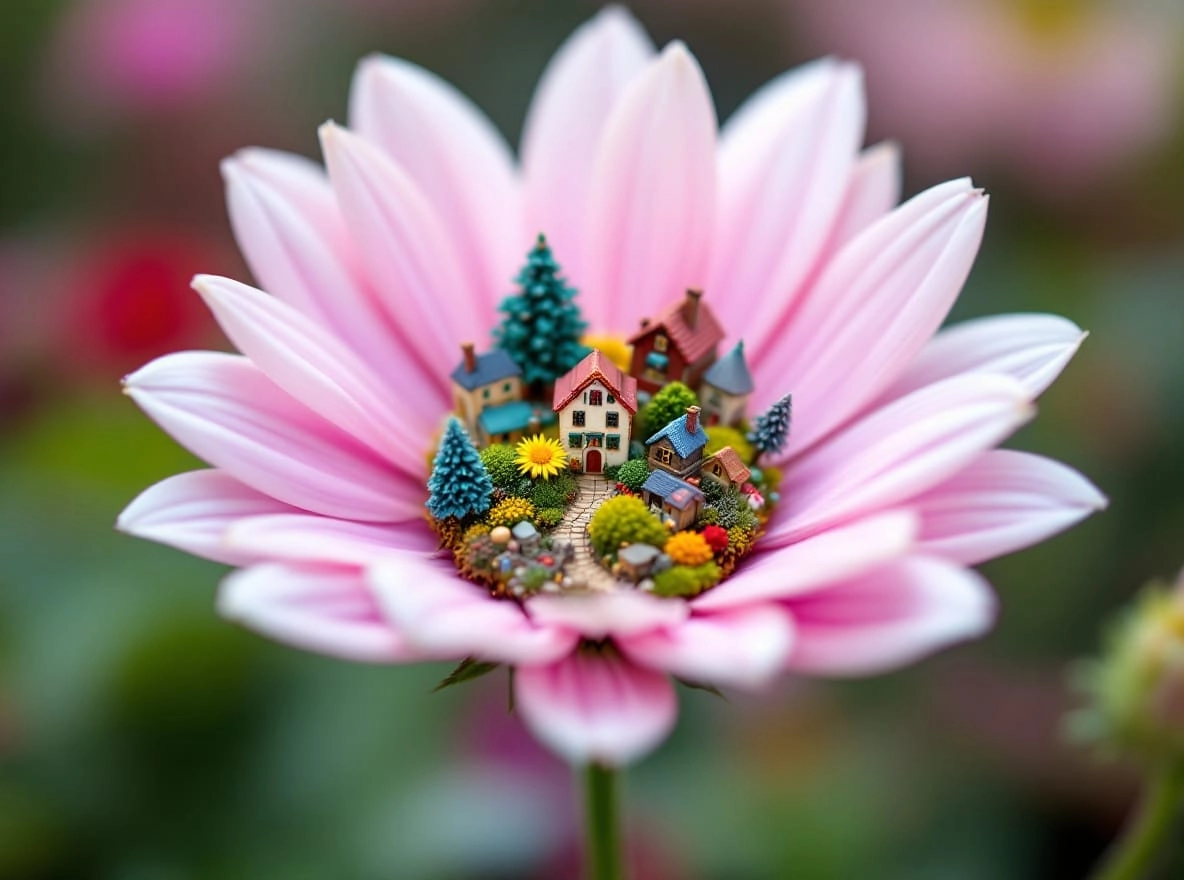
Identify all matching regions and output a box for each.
[615,458,651,492]
[604,464,621,481]
[588,495,669,558]
[535,507,565,530]
[529,470,576,510]
[749,393,792,457]
[433,657,500,692]
[641,382,699,438]
[695,506,721,527]
[652,562,722,598]
[518,565,552,592]
[705,425,755,464]
[427,419,493,520]
[713,488,759,530]
[493,234,590,386]
[479,444,520,489]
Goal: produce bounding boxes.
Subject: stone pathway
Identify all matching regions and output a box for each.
[551,473,618,591]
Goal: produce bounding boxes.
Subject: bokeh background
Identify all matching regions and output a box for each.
[2,1,1183,877]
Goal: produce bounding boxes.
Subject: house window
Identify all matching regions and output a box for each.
[654,447,673,466]
[606,412,619,428]
[589,390,603,406]
[586,434,603,448]
[483,388,490,399]
[654,335,668,353]
[503,382,512,392]
[568,433,583,448]
[645,352,668,371]
[572,410,586,427]
[606,434,621,450]
[607,394,615,404]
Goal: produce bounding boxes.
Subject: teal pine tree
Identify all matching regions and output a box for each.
[748,393,792,457]
[494,234,590,388]
[427,418,493,520]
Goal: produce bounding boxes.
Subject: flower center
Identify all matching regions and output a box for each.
[425,235,789,601]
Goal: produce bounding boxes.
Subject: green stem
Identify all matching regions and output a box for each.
[583,762,624,880]
[1092,763,1184,880]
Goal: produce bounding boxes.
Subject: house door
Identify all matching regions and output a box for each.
[584,449,603,474]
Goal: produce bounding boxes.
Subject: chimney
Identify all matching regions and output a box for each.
[639,317,651,330]
[685,405,701,434]
[684,289,703,329]
[460,342,477,373]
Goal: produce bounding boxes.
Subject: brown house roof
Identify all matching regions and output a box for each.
[552,349,639,414]
[708,446,751,484]
[627,290,724,364]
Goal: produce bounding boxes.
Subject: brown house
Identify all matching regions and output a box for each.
[628,289,724,396]
[701,446,752,490]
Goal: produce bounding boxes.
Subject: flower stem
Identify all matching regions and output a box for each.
[1091,763,1184,880]
[583,762,624,880]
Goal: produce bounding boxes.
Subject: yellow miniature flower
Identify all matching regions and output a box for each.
[664,531,714,566]
[515,434,567,479]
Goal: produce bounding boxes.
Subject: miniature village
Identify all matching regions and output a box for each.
[425,235,791,599]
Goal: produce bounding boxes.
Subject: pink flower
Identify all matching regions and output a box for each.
[787,0,1180,193]
[117,8,1105,765]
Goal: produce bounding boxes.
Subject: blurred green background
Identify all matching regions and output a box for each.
[1,1,1182,877]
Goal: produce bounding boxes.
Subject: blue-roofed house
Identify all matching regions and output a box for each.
[640,470,705,531]
[451,343,550,446]
[645,405,708,479]
[700,341,754,427]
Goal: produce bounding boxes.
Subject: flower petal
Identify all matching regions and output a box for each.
[370,560,578,666]
[914,449,1107,565]
[526,590,688,640]
[770,374,1034,545]
[117,469,299,565]
[693,510,918,610]
[521,6,654,292]
[879,313,1087,404]
[225,514,438,566]
[221,147,416,383]
[348,54,520,306]
[828,141,902,248]
[786,557,995,676]
[753,179,988,455]
[712,59,865,341]
[585,41,717,331]
[319,123,493,382]
[514,649,678,766]
[219,563,421,663]
[124,351,420,522]
[619,604,795,690]
[193,273,436,469]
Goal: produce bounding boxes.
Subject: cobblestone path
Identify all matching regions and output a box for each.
[552,473,618,591]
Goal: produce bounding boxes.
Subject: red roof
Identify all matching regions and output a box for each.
[627,292,724,364]
[708,446,752,483]
[552,350,638,414]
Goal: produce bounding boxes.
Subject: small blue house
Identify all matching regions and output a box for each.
[645,405,708,478]
[640,469,705,531]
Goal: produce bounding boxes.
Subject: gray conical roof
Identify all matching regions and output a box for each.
[703,341,753,395]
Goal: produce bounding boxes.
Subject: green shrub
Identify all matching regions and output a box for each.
[588,495,669,558]
[604,464,621,482]
[480,444,520,489]
[652,562,722,597]
[535,507,564,530]
[714,488,759,530]
[531,470,576,509]
[705,425,755,464]
[641,382,699,437]
[615,458,651,493]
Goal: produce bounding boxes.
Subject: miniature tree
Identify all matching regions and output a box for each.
[588,496,669,559]
[615,458,651,493]
[641,381,698,438]
[748,393,792,458]
[494,234,589,389]
[427,418,494,520]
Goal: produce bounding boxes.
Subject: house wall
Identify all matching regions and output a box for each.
[647,438,702,478]
[631,329,688,395]
[556,379,631,471]
[454,377,523,438]
[701,386,745,427]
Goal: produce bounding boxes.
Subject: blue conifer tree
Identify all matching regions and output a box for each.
[427,418,493,520]
[749,393,792,457]
[494,234,589,387]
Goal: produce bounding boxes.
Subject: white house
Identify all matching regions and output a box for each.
[552,350,638,474]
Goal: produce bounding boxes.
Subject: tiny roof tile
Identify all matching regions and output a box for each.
[552,349,639,414]
[642,470,705,508]
[451,348,521,391]
[707,445,752,483]
[703,341,754,395]
[646,412,709,458]
[627,291,724,364]
[619,543,661,565]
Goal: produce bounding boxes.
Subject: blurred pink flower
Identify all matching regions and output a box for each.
[788,0,1180,192]
[43,0,270,129]
[118,8,1104,765]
